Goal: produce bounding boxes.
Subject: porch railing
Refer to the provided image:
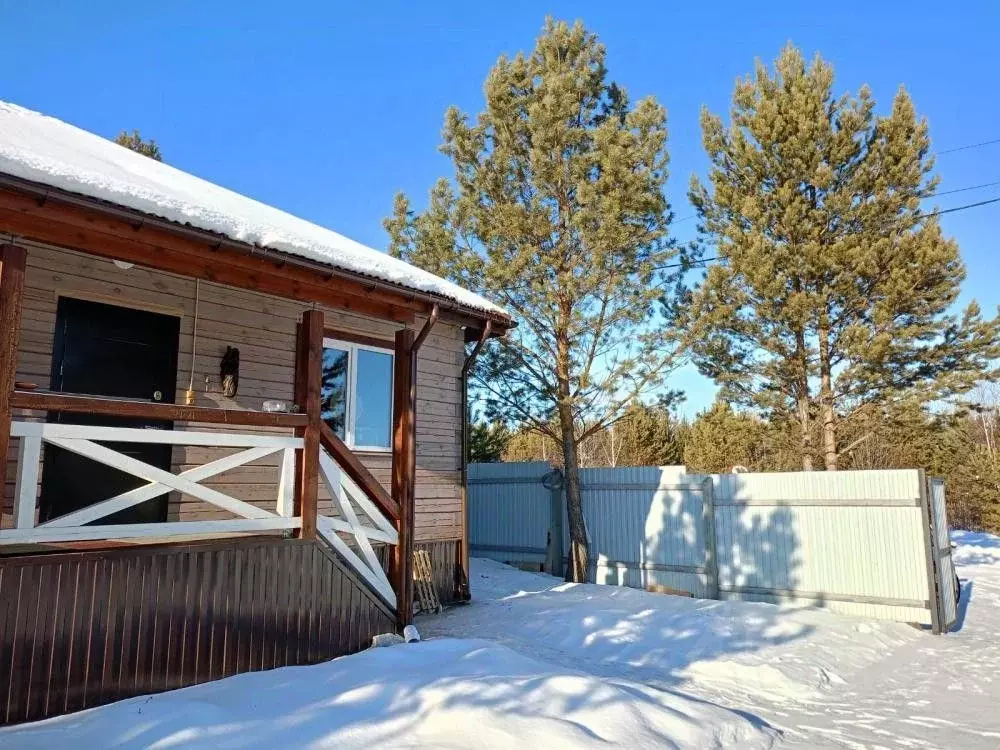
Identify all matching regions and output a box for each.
[318,425,399,606]
[7,419,303,542]
[0,296,418,620]
[1,391,402,609]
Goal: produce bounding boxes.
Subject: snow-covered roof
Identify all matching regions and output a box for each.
[0,101,507,320]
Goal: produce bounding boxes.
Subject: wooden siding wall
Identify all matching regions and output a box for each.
[4,243,466,544]
[0,536,398,725]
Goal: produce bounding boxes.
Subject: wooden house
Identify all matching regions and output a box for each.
[0,101,512,724]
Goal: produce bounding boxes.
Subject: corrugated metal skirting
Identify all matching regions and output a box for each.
[0,536,398,725]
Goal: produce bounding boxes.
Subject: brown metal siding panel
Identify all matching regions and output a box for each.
[46,560,75,716]
[374,539,457,605]
[0,536,398,726]
[332,562,347,653]
[148,555,169,691]
[117,559,138,701]
[2,566,26,723]
[25,562,50,722]
[347,582,359,653]
[163,552,183,692]
[131,557,150,696]
[81,559,103,710]
[208,548,226,682]
[232,547,249,676]
[421,540,459,605]
[68,561,86,708]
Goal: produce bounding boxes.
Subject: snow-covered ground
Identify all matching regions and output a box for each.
[425,531,1000,749]
[2,531,997,748]
[0,637,767,749]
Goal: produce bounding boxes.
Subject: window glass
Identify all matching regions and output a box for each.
[355,348,393,448]
[320,339,394,450]
[320,345,349,440]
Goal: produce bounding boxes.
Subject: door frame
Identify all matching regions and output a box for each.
[48,293,182,400]
[51,288,186,320]
[39,294,182,524]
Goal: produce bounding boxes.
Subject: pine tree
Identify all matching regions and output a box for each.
[840,401,1000,532]
[684,400,798,473]
[386,18,682,581]
[114,129,162,161]
[468,421,512,463]
[503,426,561,464]
[607,402,687,467]
[681,44,1000,470]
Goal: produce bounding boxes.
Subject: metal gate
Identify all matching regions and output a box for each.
[926,477,958,630]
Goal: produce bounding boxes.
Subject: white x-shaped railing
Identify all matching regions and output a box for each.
[4,421,303,543]
[317,447,398,606]
[4,420,400,609]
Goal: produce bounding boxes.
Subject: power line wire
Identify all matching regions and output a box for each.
[672,179,1000,226]
[662,195,1000,270]
[934,180,1000,196]
[927,196,1000,216]
[938,138,1000,155]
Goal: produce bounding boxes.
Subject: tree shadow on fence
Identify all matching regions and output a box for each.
[610,496,810,682]
[415,486,809,740]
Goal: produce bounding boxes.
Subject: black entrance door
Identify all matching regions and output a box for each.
[39,297,180,524]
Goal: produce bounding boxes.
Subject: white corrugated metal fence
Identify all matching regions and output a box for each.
[468,463,957,632]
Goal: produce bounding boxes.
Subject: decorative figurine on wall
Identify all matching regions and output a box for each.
[221,346,240,398]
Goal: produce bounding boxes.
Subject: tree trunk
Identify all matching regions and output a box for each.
[558,402,588,583]
[795,329,814,471]
[818,322,838,470]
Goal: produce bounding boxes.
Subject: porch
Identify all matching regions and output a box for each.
[0,240,424,723]
[0,301,418,723]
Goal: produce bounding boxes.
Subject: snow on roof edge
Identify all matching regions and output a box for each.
[0,101,509,321]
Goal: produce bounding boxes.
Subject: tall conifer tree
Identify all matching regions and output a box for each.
[114,129,162,161]
[386,19,682,581]
[682,44,1000,470]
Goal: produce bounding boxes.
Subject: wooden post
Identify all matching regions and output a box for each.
[390,328,415,625]
[296,309,324,540]
[457,356,471,599]
[457,322,491,600]
[0,244,27,494]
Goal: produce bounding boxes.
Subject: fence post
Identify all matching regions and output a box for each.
[546,466,565,578]
[701,476,720,600]
[918,469,943,634]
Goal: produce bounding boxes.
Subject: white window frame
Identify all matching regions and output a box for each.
[322,337,394,453]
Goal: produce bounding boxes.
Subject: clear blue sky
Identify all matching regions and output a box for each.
[2,1,997,417]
